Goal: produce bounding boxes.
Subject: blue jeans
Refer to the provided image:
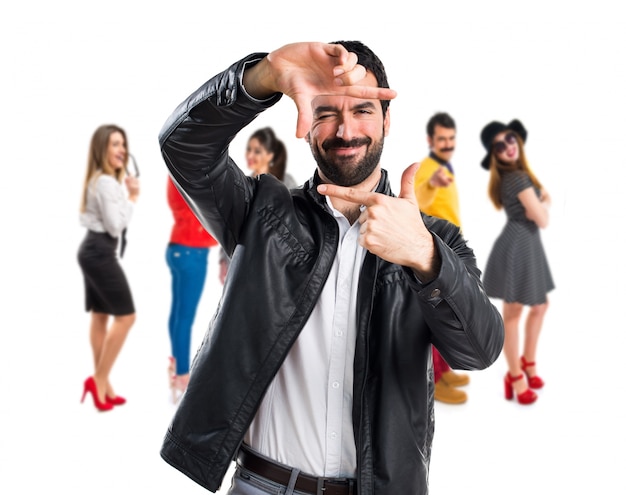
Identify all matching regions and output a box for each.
[166,243,209,375]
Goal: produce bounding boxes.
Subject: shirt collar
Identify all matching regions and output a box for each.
[429,151,454,175]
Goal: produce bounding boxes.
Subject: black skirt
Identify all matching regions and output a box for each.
[77,230,135,315]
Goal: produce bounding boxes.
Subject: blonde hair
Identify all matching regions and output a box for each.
[487,132,542,210]
[80,125,128,212]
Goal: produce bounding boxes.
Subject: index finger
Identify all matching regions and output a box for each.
[339,85,397,101]
[317,183,379,206]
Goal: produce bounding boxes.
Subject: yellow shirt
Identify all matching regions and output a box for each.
[413,155,461,228]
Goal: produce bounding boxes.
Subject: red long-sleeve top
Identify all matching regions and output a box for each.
[167,177,218,248]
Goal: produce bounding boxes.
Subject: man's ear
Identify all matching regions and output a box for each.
[304,132,310,143]
[383,107,391,137]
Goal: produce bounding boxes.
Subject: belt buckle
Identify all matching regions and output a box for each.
[317,476,354,495]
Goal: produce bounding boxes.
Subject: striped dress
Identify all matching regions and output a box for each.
[483,170,554,305]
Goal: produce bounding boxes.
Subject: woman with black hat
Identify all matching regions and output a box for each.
[480,119,554,405]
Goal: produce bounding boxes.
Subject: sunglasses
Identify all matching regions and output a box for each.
[125,153,140,178]
[493,132,517,154]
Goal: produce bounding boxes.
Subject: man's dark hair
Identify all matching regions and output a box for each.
[331,40,390,116]
[426,112,456,138]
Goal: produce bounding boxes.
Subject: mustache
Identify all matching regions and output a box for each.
[322,137,371,151]
[440,147,455,153]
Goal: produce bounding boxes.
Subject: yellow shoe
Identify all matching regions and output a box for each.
[434,380,467,404]
[440,370,470,387]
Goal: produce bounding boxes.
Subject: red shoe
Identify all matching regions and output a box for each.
[504,373,537,405]
[81,377,113,412]
[521,356,544,389]
[106,395,126,406]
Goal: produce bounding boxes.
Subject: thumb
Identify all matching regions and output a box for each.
[398,162,421,201]
[293,96,313,139]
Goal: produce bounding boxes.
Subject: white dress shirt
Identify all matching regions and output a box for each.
[244,195,366,478]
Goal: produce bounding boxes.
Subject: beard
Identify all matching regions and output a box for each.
[309,135,384,187]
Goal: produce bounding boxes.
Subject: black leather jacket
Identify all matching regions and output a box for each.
[158,53,504,494]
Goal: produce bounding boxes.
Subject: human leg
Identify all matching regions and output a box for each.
[432,346,468,404]
[432,346,448,383]
[89,312,109,377]
[83,312,112,409]
[436,345,470,388]
[93,313,135,399]
[502,302,536,403]
[226,468,291,494]
[79,231,134,408]
[521,300,549,388]
[431,345,450,383]
[502,302,523,377]
[166,245,208,402]
[166,245,208,376]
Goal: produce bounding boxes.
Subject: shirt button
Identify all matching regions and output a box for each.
[430,288,441,298]
[332,381,340,389]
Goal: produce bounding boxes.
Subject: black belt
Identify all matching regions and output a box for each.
[236,445,357,495]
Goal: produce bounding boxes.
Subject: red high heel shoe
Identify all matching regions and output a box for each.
[504,373,537,405]
[106,395,126,406]
[521,356,544,389]
[81,377,113,412]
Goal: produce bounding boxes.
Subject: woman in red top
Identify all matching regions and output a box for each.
[166,177,218,402]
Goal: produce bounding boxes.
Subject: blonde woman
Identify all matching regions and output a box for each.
[480,119,554,405]
[77,124,140,412]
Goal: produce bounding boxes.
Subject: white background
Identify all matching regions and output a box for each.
[1,1,625,493]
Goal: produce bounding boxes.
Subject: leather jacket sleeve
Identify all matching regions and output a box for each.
[406,216,504,370]
[158,53,283,256]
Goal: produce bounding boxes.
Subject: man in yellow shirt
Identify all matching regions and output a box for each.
[414,112,470,404]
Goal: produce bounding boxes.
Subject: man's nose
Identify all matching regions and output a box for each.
[335,117,356,140]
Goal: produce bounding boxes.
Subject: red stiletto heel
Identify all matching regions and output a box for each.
[521,356,544,389]
[106,395,126,406]
[504,373,537,405]
[81,377,113,412]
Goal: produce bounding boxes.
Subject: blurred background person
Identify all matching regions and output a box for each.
[248,126,297,187]
[413,112,470,404]
[166,176,219,403]
[77,124,140,412]
[219,126,297,283]
[480,119,554,405]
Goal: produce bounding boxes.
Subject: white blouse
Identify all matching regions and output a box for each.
[79,174,134,239]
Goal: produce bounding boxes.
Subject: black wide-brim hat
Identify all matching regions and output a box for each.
[480,119,527,170]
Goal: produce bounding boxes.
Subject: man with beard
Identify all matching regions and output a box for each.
[413,112,471,405]
[158,41,503,495]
